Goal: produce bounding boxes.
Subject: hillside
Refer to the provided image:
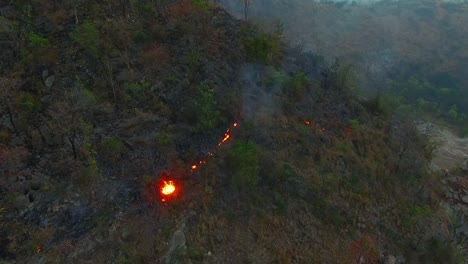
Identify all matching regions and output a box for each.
[0,1,466,263]
[221,0,468,136]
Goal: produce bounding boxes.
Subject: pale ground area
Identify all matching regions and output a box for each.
[418,122,468,171]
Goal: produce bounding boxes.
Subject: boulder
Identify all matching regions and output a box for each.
[384,255,397,264]
[44,75,55,88]
[28,190,40,202]
[460,159,468,173]
[29,176,43,190]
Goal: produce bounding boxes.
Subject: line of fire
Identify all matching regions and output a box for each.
[153,119,353,203]
[155,121,239,203]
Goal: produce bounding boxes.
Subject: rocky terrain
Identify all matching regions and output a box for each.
[419,123,468,172]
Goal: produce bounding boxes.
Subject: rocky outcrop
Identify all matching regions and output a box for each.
[442,176,468,258]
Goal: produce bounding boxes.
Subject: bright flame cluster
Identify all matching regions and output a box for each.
[161,181,176,195]
[160,180,177,202]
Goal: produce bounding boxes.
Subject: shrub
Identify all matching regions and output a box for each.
[193,82,225,133]
[83,88,97,106]
[286,71,309,99]
[192,0,210,13]
[349,235,378,264]
[408,238,464,264]
[155,132,173,146]
[46,9,68,26]
[281,163,296,180]
[104,137,125,153]
[227,141,259,190]
[101,136,126,161]
[123,81,150,102]
[27,32,49,48]
[70,19,100,57]
[349,118,361,129]
[243,32,282,65]
[189,49,202,70]
[17,93,41,112]
[0,129,12,144]
[263,70,289,87]
[139,42,172,75]
[335,140,352,153]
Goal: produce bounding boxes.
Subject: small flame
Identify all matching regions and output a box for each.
[161,181,176,196]
[188,121,239,172]
[36,245,41,254]
[218,133,230,146]
[304,120,311,125]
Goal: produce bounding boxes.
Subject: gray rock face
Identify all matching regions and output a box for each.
[44,75,55,88]
[164,229,187,264]
[384,255,397,264]
[163,213,195,264]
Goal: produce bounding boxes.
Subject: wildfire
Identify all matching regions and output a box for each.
[161,180,176,196]
[155,121,239,203]
[304,119,326,133]
[304,117,354,134]
[191,121,239,172]
[218,133,230,146]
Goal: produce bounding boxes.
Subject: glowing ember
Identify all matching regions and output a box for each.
[36,245,41,254]
[218,133,230,146]
[304,120,311,125]
[188,121,239,174]
[161,181,176,196]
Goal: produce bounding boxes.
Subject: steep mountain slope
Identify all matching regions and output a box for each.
[0,1,465,263]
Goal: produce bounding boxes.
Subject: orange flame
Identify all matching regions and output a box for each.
[218,134,230,146]
[304,120,311,125]
[189,121,238,172]
[161,181,176,196]
[36,245,41,253]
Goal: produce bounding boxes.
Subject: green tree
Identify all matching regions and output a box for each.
[243,31,282,65]
[193,82,224,132]
[227,141,259,190]
[70,19,100,57]
[448,104,458,121]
